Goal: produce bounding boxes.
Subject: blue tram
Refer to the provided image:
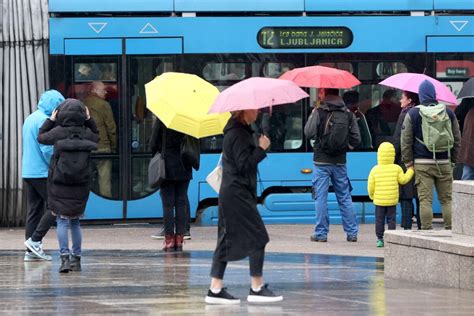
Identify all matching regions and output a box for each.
[48,0,474,224]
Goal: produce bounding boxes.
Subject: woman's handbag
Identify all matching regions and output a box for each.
[148,128,166,189]
[148,152,166,189]
[206,154,223,193]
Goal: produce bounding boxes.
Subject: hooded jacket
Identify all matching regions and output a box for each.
[401,80,461,166]
[304,95,361,164]
[22,90,65,178]
[368,142,414,206]
[38,99,99,218]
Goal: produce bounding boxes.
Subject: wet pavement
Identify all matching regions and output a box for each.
[1,250,473,315]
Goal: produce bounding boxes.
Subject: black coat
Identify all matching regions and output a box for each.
[393,105,417,199]
[38,99,99,218]
[213,117,269,262]
[149,119,192,181]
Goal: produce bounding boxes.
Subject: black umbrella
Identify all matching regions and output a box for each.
[458,77,474,99]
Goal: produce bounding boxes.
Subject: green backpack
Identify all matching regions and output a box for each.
[416,104,454,158]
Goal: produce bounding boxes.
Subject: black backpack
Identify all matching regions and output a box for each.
[53,128,98,185]
[317,108,352,156]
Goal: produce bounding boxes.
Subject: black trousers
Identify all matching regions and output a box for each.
[160,180,190,235]
[24,178,56,242]
[375,205,396,240]
[400,198,421,230]
[210,247,265,279]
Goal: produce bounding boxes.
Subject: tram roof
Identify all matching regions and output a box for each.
[49,0,473,14]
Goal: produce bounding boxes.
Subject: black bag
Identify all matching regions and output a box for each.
[148,153,166,189]
[318,108,351,156]
[53,129,97,185]
[148,128,166,189]
[181,135,200,171]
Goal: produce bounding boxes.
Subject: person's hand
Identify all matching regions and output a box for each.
[259,135,271,150]
[85,106,90,120]
[50,110,58,121]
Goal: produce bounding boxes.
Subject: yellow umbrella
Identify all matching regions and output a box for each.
[145,72,230,138]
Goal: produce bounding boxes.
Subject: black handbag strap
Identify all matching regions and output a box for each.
[160,125,166,157]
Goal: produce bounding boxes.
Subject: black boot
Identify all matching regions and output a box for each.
[70,255,82,272]
[59,255,71,273]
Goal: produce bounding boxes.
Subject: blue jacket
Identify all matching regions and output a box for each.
[22,90,65,178]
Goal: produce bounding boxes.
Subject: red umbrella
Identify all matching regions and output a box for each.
[279,65,361,89]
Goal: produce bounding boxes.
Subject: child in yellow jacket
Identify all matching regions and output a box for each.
[368,142,414,247]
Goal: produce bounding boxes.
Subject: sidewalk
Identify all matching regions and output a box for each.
[3,224,388,257]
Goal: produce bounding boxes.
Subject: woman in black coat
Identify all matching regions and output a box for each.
[205,110,283,305]
[392,91,421,230]
[38,98,99,273]
[149,118,192,251]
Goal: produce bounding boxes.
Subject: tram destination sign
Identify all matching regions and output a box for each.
[258,27,353,49]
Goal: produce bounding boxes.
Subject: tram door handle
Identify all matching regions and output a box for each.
[300,168,313,174]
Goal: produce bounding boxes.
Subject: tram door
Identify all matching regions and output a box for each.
[53,38,183,220]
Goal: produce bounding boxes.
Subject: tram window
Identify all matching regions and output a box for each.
[202,62,246,81]
[129,56,179,199]
[435,54,474,79]
[74,62,117,82]
[263,62,294,78]
[375,62,408,79]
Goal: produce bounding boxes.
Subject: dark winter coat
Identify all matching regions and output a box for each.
[149,119,192,181]
[459,106,474,167]
[38,99,99,218]
[393,104,417,199]
[214,117,269,262]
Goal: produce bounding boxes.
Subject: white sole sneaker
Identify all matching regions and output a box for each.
[24,252,42,262]
[247,295,283,303]
[205,296,241,305]
[24,239,52,261]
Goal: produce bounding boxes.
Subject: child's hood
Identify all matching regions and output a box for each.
[377,142,395,165]
[56,98,87,126]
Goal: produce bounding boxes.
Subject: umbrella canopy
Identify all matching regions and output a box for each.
[379,73,458,105]
[208,77,308,113]
[278,65,361,89]
[145,72,230,138]
[458,77,474,99]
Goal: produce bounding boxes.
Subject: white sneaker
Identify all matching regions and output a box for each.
[247,284,283,303]
[24,238,52,261]
[24,251,42,262]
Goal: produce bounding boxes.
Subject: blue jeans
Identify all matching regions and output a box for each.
[312,164,359,239]
[56,217,82,256]
[462,165,474,180]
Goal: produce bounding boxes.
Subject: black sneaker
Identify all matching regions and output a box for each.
[184,230,191,240]
[310,235,327,242]
[150,226,165,239]
[247,284,283,303]
[346,235,358,242]
[205,288,241,305]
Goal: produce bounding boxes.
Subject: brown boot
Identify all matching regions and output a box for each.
[174,234,184,252]
[163,234,175,252]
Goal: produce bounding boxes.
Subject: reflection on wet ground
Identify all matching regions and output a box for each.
[0,251,473,314]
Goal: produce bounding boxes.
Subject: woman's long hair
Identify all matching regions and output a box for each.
[404,91,420,106]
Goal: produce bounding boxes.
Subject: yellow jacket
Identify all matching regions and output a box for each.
[368,142,414,206]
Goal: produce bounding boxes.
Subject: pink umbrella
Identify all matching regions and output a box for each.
[279,65,361,89]
[379,73,458,105]
[208,77,309,113]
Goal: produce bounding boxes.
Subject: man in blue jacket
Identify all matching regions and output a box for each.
[22,90,65,261]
